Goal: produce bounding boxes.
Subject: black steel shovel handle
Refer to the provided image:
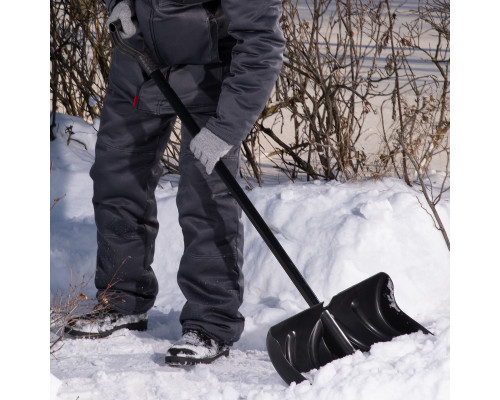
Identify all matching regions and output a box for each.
[109,20,320,307]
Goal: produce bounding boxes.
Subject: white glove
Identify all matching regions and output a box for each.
[190,128,233,175]
[107,0,138,39]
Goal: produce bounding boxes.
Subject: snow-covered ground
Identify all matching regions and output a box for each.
[4,1,498,399]
[1,2,496,399]
[49,114,450,399]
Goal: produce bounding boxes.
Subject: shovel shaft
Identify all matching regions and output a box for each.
[214,163,321,308]
[149,71,321,307]
[109,22,320,307]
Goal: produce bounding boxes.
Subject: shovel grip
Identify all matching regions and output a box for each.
[108,20,122,33]
[109,21,158,76]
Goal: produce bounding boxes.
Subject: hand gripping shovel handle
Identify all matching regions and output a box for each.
[109,22,355,358]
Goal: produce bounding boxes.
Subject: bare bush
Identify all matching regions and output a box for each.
[245,0,449,184]
[50,271,98,354]
[50,0,111,138]
[241,0,450,247]
[380,0,450,248]
[246,0,395,181]
[50,0,450,246]
[161,119,182,175]
[50,0,449,184]
[50,259,129,355]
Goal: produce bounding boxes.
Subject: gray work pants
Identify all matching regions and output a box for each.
[89,43,245,345]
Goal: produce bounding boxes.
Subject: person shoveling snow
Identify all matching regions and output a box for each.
[64,0,432,386]
[65,0,285,366]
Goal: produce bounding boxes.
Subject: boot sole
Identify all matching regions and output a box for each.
[165,348,230,366]
[64,319,148,339]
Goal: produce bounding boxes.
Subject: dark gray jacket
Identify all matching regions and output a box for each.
[104,0,285,146]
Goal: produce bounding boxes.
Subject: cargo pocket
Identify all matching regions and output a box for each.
[136,0,220,66]
[135,63,225,115]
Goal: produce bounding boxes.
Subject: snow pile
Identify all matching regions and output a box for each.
[50,114,449,399]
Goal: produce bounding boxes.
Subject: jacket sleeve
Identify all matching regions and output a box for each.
[204,0,286,146]
[103,0,120,13]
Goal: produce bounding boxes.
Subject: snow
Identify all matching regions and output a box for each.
[3,1,497,398]
[50,114,450,399]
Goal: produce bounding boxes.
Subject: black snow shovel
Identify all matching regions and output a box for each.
[109,23,431,385]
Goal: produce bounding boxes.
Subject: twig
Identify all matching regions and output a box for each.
[51,194,67,212]
[385,0,411,186]
[397,102,450,250]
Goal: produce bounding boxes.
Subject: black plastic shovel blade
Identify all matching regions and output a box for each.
[266,272,431,384]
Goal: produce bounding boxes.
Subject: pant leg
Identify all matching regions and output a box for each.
[176,113,245,345]
[90,83,176,315]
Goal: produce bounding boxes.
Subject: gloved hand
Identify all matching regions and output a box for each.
[107,0,138,39]
[190,127,233,175]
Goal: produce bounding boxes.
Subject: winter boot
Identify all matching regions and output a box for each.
[165,329,230,366]
[64,305,148,339]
